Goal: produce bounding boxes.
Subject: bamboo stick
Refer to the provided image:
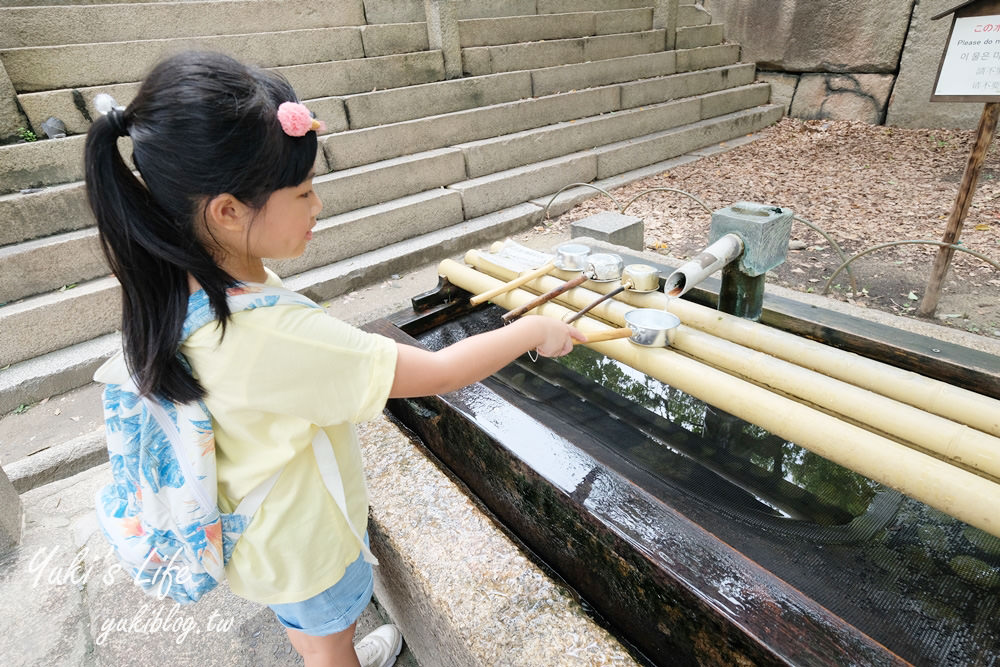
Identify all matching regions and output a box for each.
[440,258,1000,538]
[463,249,1000,439]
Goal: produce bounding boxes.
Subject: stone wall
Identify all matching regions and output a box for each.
[705,0,985,129]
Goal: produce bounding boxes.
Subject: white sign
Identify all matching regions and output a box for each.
[935,15,1000,96]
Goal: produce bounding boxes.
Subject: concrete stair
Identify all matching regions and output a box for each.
[0,0,781,418]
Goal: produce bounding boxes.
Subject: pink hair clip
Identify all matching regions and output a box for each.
[276,101,326,137]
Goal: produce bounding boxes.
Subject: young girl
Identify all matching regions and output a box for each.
[85,51,583,667]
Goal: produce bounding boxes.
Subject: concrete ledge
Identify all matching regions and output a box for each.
[343,71,532,129]
[0,227,106,304]
[315,147,466,217]
[0,181,91,247]
[4,427,106,493]
[675,43,741,73]
[593,104,783,180]
[620,62,755,109]
[530,49,675,96]
[360,415,640,667]
[324,86,618,170]
[0,276,119,368]
[280,50,443,101]
[458,96,699,178]
[0,135,85,195]
[0,333,118,417]
[360,22,429,57]
[0,0,365,48]
[675,23,726,50]
[3,27,366,92]
[449,153,597,219]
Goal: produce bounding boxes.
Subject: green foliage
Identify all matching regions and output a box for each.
[16,127,37,142]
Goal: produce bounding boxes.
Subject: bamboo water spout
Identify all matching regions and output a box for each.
[662,233,743,298]
[440,258,1000,539]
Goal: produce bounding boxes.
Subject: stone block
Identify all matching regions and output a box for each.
[0,467,22,552]
[0,134,85,195]
[531,50,675,96]
[886,0,982,129]
[571,211,644,250]
[314,148,466,216]
[0,276,119,368]
[790,73,894,124]
[675,43,740,73]
[596,8,653,35]
[324,86,618,170]
[449,153,597,218]
[700,82,770,119]
[359,23,429,57]
[460,47,492,76]
[756,71,799,115]
[280,51,443,100]
[620,62,755,109]
[2,28,365,93]
[583,29,665,62]
[675,23,725,50]
[538,0,651,12]
[0,334,117,417]
[0,228,106,304]
[678,3,711,27]
[459,97,698,177]
[0,181,91,247]
[18,82,140,137]
[362,0,423,23]
[344,71,531,128]
[0,0,366,47]
[709,201,794,276]
[270,190,465,276]
[459,13,596,47]
[475,39,588,75]
[706,0,912,73]
[0,60,28,144]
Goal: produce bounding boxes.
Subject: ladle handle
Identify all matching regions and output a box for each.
[564,283,628,324]
[501,274,588,322]
[469,260,556,306]
[574,327,632,344]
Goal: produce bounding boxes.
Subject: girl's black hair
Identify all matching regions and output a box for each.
[85,51,318,402]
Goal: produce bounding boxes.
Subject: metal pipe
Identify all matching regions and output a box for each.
[662,233,743,298]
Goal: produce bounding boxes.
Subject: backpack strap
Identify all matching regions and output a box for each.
[311,429,379,565]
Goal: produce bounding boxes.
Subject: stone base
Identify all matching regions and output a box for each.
[570,211,644,250]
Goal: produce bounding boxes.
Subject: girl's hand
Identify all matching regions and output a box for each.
[524,315,587,357]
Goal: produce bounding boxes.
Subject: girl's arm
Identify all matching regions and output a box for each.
[389,315,586,398]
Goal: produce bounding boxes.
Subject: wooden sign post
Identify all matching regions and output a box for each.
[920,0,1000,317]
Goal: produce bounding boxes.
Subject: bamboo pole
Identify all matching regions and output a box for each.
[463,253,1000,480]
[440,258,1000,539]
[462,250,1000,440]
[919,102,1000,317]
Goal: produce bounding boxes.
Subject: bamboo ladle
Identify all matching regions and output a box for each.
[469,260,556,306]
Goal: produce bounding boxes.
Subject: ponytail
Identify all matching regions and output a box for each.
[84,51,317,403]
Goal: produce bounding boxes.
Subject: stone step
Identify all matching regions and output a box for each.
[361,0,655,24]
[17,50,445,137]
[0,100,780,370]
[0,227,104,304]
[2,27,372,92]
[458,8,652,47]
[463,28,666,76]
[678,3,712,27]
[0,0,365,48]
[2,52,744,231]
[675,23,726,50]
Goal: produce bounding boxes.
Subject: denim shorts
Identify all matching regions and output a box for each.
[268,534,374,636]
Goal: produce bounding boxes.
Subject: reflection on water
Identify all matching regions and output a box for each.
[555,345,881,523]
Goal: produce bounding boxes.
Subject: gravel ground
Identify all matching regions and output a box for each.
[544,117,1000,340]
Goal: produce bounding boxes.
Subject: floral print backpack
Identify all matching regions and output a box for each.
[93,285,323,603]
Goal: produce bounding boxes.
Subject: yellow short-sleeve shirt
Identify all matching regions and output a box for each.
[180,272,397,604]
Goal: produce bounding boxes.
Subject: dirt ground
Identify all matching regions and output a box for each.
[543,117,1000,340]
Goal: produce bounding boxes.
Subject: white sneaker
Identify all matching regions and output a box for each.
[354,624,403,667]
